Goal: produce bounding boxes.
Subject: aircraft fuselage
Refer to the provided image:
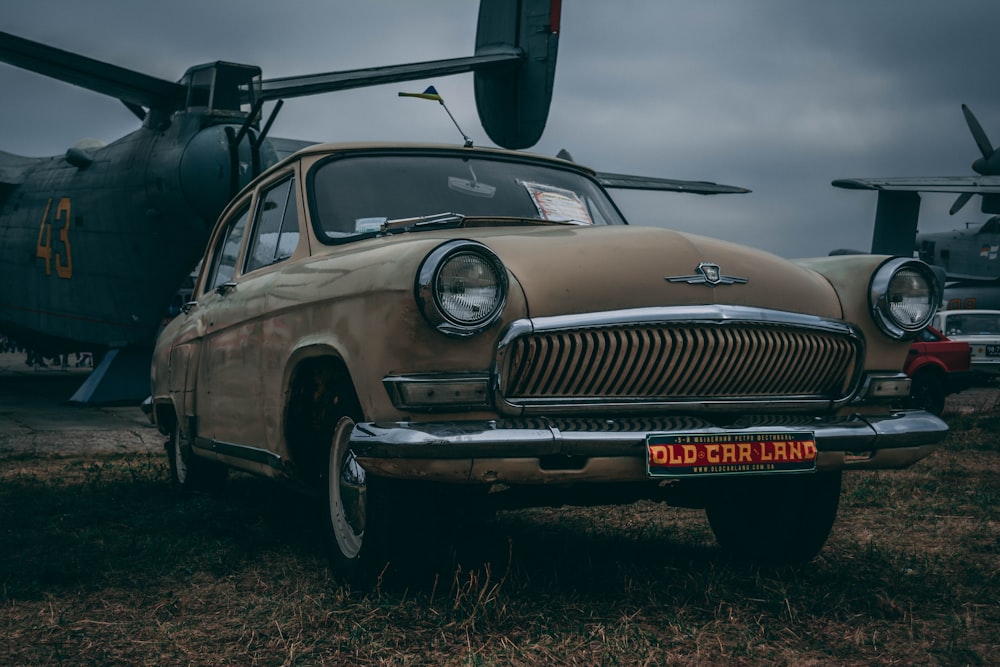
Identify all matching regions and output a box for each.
[0,113,272,352]
[917,219,1000,283]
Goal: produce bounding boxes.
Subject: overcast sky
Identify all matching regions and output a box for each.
[3,0,1000,259]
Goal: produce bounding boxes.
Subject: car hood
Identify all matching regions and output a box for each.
[477,225,843,320]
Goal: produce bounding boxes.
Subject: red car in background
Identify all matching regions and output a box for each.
[903,326,975,415]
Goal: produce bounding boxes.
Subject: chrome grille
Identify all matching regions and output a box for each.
[498,320,860,404]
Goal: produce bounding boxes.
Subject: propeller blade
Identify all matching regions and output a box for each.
[962,104,994,160]
[949,192,974,215]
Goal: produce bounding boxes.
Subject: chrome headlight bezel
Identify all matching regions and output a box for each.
[416,240,508,336]
[869,258,940,340]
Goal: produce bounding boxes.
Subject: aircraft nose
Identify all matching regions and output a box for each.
[972,156,991,174]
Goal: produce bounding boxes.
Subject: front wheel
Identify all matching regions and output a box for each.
[166,427,227,495]
[705,471,842,565]
[324,416,371,580]
[907,370,946,416]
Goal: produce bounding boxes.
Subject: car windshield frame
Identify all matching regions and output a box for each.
[305,148,629,244]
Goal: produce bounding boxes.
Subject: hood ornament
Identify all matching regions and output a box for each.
[666,262,748,287]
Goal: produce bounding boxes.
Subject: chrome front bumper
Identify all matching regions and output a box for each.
[350,410,948,483]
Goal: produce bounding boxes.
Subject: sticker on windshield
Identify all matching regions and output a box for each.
[520,181,593,225]
[355,217,386,233]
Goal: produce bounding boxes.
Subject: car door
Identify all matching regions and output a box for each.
[196,170,302,463]
[164,194,252,452]
[193,199,257,449]
[239,172,302,452]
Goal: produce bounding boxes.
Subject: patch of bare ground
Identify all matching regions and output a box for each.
[1,399,997,665]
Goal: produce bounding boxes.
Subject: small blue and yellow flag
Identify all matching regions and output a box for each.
[398,85,443,102]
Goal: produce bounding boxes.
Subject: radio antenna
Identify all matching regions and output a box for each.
[399,85,473,147]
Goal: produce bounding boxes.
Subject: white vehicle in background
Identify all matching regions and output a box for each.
[934,309,1000,378]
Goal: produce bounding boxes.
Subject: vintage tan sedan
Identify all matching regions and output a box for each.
[149,142,948,578]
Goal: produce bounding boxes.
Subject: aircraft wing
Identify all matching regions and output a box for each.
[596,172,750,195]
[260,52,520,100]
[832,176,1000,194]
[268,138,318,161]
[0,31,185,111]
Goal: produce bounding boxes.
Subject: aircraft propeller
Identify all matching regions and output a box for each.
[964,104,995,174]
[949,104,999,215]
[949,191,974,215]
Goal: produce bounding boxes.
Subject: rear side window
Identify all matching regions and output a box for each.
[204,205,250,293]
[245,175,300,273]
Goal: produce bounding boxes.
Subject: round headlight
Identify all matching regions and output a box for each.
[417,241,508,336]
[870,258,940,340]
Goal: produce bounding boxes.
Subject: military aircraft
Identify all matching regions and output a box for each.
[916,216,1000,310]
[0,1,748,403]
[833,104,1000,310]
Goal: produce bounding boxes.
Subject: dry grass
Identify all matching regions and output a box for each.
[1,407,997,666]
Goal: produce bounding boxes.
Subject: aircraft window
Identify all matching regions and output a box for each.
[205,206,250,293]
[185,68,214,109]
[210,72,240,112]
[308,153,627,243]
[246,176,299,272]
[181,63,261,114]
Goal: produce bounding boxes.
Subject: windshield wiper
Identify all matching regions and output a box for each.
[381,212,465,233]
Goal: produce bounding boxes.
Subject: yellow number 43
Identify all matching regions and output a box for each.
[36,197,73,279]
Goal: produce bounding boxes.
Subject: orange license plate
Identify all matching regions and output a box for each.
[646,431,817,477]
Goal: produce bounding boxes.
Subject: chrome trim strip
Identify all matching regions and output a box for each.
[350,410,947,461]
[193,438,284,470]
[496,398,840,416]
[496,305,859,349]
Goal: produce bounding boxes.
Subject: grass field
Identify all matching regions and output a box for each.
[1,406,997,666]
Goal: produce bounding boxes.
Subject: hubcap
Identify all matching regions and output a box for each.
[173,430,188,484]
[328,417,366,558]
[339,451,367,536]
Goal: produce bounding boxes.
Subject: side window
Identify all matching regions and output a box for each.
[246,175,300,273]
[204,205,250,294]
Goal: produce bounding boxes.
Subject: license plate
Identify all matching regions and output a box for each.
[986,344,1000,357]
[646,431,817,477]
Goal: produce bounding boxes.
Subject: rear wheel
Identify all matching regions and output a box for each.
[705,471,842,564]
[166,427,227,495]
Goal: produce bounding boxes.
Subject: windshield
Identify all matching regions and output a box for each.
[307,152,627,242]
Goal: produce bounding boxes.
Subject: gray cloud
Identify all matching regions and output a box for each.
[3,0,999,259]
